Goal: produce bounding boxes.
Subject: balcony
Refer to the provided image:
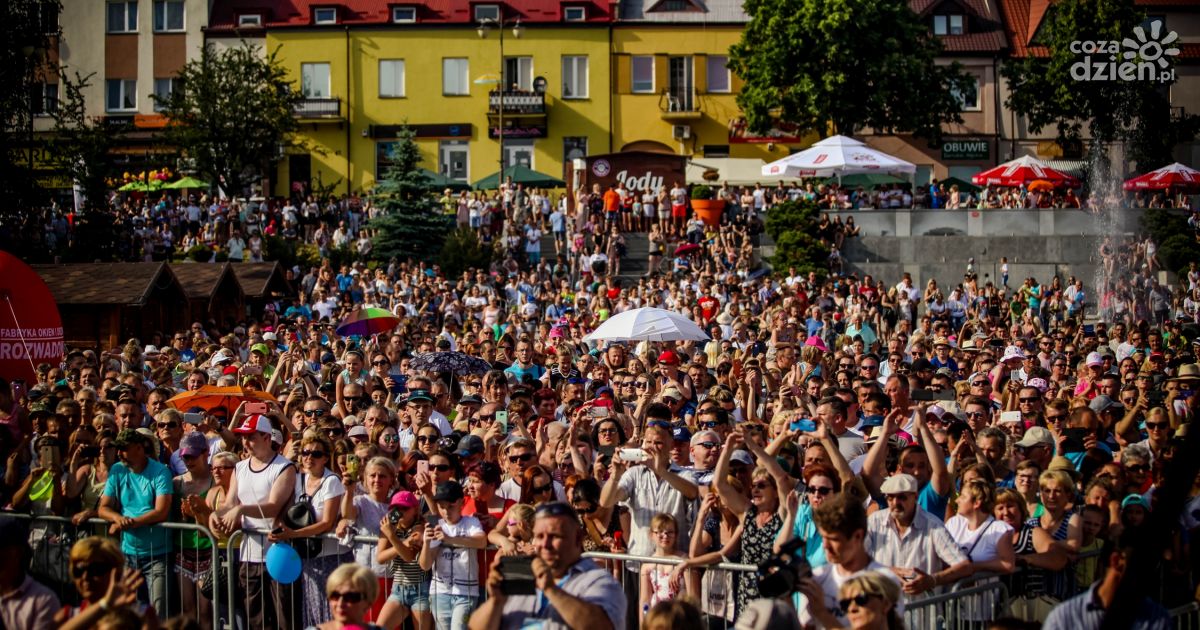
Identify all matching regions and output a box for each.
[294,97,342,120]
[487,90,546,116]
[659,89,702,122]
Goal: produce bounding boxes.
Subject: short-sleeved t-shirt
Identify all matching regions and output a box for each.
[295,470,347,558]
[103,459,174,557]
[429,516,484,596]
[919,481,949,522]
[797,562,901,627]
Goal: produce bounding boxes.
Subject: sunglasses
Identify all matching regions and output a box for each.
[860,364,878,371]
[1018,397,1040,403]
[598,427,618,435]
[807,486,834,496]
[303,409,327,417]
[301,450,327,458]
[1127,464,1150,472]
[971,381,989,387]
[696,441,719,449]
[1045,414,1066,422]
[157,422,179,429]
[343,396,363,403]
[700,420,725,429]
[324,427,345,436]
[751,481,772,490]
[328,591,364,603]
[212,465,234,472]
[372,360,389,366]
[634,382,649,389]
[417,435,439,443]
[1144,422,1168,431]
[839,593,881,613]
[533,482,554,494]
[71,562,114,580]
[509,453,535,464]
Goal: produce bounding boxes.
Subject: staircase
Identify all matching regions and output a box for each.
[536,231,670,286]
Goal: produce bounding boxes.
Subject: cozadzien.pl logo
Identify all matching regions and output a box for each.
[1069,22,1179,82]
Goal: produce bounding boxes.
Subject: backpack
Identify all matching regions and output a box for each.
[282,473,328,559]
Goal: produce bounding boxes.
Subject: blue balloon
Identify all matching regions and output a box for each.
[265,542,302,584]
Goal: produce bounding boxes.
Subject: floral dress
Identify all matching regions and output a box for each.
[735,505,782,615]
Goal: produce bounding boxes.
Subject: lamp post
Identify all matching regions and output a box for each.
[477,17,522,184]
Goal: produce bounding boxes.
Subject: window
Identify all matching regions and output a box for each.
[238,14,262,27]
[301,63,331,98]
[440,140,469,181]
[379,60,406,97]
[32,83,58,116]
[953,76,980,111]
[35,2,60,34]
[563,137,588,162]
[105,79,137,112]
[503,57,533,91]
[703,145,730,158]
[152,0,183,31]
[443,58,469,95]
[654,0,690,10]
[153,78,176,111]
[562,56,588,99]
[107,1,138,33]
[313,7,337,24]
[474,4,500,21]
[934,14,963,35]
[706,55,730,93]
[631,56,654,93]
[392,6,416,22]
[504,140,534,169]
[563,6,586,21]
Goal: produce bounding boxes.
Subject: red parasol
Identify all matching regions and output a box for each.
[971,156,1080,188]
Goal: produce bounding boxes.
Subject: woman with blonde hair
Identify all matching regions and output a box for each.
[832,571,905,630]
[58,537,158,630]
[311,563,382,630]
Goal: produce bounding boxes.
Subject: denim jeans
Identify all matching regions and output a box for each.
[128,553,170,616]
[431,593,478,630]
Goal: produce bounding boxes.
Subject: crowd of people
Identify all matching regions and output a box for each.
[1,175,1199,630]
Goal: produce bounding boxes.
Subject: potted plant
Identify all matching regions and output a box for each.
[690,184,724,226]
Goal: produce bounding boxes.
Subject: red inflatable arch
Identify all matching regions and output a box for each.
[0,251,64,385]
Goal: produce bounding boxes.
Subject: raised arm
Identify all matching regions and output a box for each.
[713,432,750,516]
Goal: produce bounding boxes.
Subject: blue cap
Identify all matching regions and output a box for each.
[672,425,692,442]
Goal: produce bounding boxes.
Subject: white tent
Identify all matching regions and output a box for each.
[760,135,916,179]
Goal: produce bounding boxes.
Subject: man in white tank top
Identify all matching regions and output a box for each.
[211,414,300,629]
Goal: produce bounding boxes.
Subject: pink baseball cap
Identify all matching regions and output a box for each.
[390,490,418,509]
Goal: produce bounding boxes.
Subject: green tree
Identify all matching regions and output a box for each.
[764,200,829,276]
[153,43,304,197]
[1,0,61,207]
[370,127,453,262]
[729,0,973,139]
[49,71,113,211]
[1002,0,1197,169]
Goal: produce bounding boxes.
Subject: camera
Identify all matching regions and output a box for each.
[756,537,813,598]
[388,508,404,527]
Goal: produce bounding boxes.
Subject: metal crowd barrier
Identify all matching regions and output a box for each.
[6,512,221,630]
[903,580,1010,630]
[1170,602,1200,630]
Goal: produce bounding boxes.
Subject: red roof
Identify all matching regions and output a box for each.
[209,0,613,30]
[909,0,1008,53]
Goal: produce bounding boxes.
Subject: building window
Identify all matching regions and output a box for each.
[562,56,588,99]
[392,7,416,22]
[953,76,980,111]
[237,14,262,27]
[313,7,337,24]
[564,137,588,163]
[706,55,730,93]
[474,4,500,21]
[32,83,58,116]
[152,0,183,31]
[106,79,137,112]
[153,78,176,111]
[504,140,534,169]
[563,6,586,21]
[443,58,469,95]
[503,57,533,91]
[301,63,331,98]
[379,60,406,98]
[107,1,138,33]
[35,2,60,33]
[440,140,469,181]
[703,145,730,158]
[631,56,654,93]
[934,14,963,35]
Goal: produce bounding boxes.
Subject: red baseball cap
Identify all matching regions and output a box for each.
[232,414,272,435]
[657,350,679,365]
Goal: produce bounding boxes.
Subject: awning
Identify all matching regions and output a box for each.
[687,158,780,186]
[1043,160,1088,179]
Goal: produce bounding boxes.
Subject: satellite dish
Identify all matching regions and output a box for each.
[533,77,547,94]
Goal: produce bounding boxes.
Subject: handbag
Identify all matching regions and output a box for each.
[282,473,327,559]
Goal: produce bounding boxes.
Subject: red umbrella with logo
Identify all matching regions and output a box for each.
[1122,163,1200,192]
[674,243,702,257]
[971,156,1081,188]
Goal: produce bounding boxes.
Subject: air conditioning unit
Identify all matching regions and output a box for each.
[672,125,691,140]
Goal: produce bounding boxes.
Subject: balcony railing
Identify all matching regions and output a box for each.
[659,88,699,113]
[488,90,546,115]
[294,97,342,118]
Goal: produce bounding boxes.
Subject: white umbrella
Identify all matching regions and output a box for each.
[584,307,710,342]
[761,135,916,179]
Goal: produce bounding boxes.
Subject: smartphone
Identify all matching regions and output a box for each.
[183,412,204,425]
[245,402,269,415]
[290,430,303,442]
[1061,428,1088,453]
[498,555,537,596]
[38,445,60,469]
[80,446,101,459]
[345,454,361,479]
[243,365,263,376]
[1147,390,1166,407]
[859,415,884,429]
[589,406,610,419]
[618,448,650,463]
[416,460,430,477]
[789,418,817,432]
[912,389,937,401]
[423,512,441,527]
[1083,324,1096,337]
[495,410,509,435]
[999,411,1022,424]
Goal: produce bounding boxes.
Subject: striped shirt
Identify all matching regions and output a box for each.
[1042,583,1169,630]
